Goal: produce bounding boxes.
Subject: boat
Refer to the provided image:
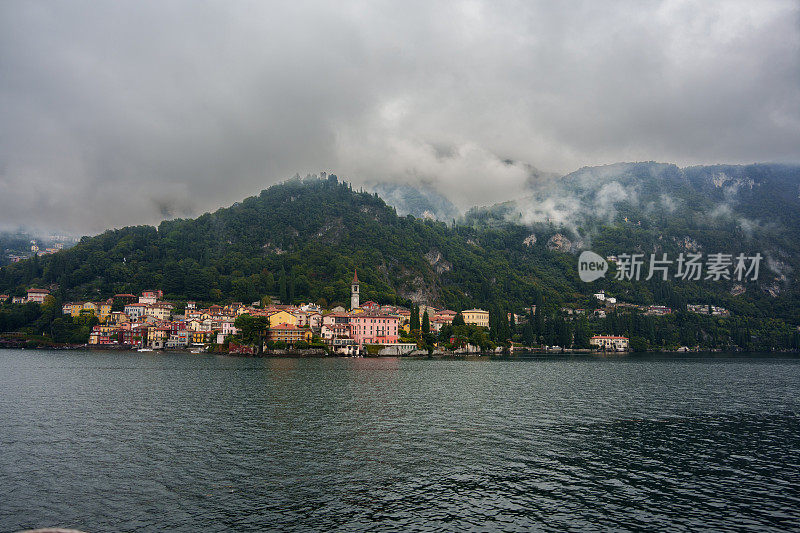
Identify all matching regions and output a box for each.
[137,348,153,352]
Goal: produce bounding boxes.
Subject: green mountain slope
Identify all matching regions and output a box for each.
[1,165,799,323]
[0,176,570,310]
[461,162,800,318]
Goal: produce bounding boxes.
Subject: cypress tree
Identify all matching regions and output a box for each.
[278,268,287,303]
[422,310,430,334]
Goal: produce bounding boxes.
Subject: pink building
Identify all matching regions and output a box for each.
[221,320,239,336]
[350,314,400,345]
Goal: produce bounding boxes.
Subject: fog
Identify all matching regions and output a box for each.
[1,1,798,234]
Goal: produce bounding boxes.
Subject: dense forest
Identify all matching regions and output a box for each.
[1,164,799,350]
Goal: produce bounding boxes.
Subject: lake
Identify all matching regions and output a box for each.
[1,349,799,532]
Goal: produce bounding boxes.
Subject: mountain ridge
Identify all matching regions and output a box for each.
[1,163,798,322]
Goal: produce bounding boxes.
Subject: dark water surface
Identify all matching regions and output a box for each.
[1,350,799,532]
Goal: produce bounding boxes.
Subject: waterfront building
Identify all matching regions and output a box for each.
[147,326,170,349]
[268,324,313,345]
[166,330,190,349]
[350,314,400,345]
[590,335,629,351]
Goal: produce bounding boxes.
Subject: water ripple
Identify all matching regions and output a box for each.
[1,350,799,532]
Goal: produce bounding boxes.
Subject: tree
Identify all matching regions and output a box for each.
[522,322,535,347]
[410,304,420,332]
[452,312,465,327]
[278,268,287,303]
[422,310,430,334]
[573,318,591,348]
[556,316,572,349]
[234,314,270,354]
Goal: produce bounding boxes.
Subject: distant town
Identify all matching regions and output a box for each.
[2,268,744,356]
[1,235,78,265]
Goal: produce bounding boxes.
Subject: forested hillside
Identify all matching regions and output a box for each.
[464,162,800,320]
[0,175,571,311]
[1,165,799,324]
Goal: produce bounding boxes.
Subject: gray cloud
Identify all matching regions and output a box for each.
[1,0,798,234]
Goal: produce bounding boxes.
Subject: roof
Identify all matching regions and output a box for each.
[352,269,359,284]
[591,335,629,340]
[272,323,308,330]
[27,288,50,293]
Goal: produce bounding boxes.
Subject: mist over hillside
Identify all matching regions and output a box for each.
[1,163,799,324]
[369,183,461,221]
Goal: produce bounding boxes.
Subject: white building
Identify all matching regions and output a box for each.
[590,335,629,351]
[124,303,148,319]
[593,290,606,302]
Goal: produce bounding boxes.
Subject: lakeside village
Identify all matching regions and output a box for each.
[2,270,741,356]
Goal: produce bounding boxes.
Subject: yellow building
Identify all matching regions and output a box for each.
[145,304,171,321]
[63,301,112,322]
[191,330,212,345]
[147,327,170,347]
[462,309,490,328]
[111,311,129,324]
[267,324,313,345]
[267,310,299,328]
[95,302,112,322]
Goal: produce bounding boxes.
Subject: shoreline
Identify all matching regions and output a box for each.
[1,342,798,357]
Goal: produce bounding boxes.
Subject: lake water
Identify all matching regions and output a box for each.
[1,349,799,532]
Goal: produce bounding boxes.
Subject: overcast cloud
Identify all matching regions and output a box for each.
[1,0,798,234]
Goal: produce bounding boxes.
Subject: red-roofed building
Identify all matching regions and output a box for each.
[360,301,380,311]
[267,323,313,345]
[26,288,50,304]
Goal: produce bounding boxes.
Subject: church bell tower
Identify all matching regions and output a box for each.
[350,270,360,310]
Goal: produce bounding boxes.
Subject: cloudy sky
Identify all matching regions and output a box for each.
[1,0,799,234]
